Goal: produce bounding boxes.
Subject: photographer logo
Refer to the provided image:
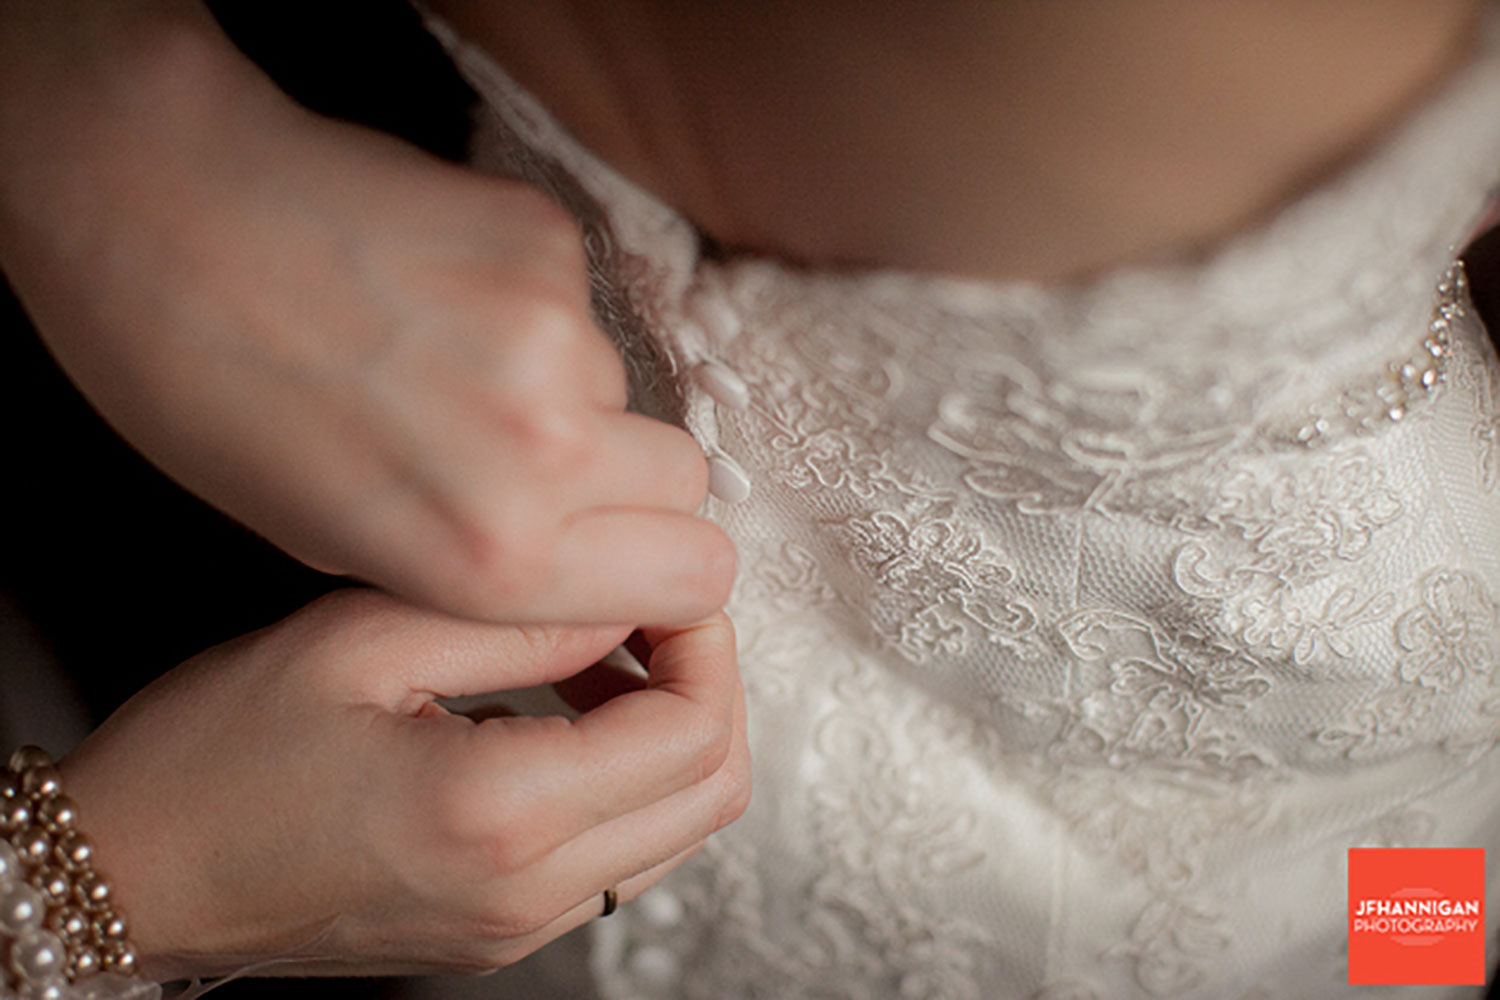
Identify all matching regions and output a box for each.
[1348,848,1485,985]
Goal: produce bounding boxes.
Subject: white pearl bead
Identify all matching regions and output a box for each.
[18,976,67,1000]
[627,945,682,991]
[0,883,45,935]
[693,362,750,411]
[636,888,685,928]
[0,839,19,881]
[10,928,66,983]
[707,454,751,504]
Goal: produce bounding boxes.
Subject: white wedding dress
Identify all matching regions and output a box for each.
[430,16,1500,1000]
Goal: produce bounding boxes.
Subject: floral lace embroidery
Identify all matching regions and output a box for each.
[839,507,1039,663]
[1108,895,1233,997]
[1315,569,1500,758]
[1045,764,1273,996]
[1473,402,1500,492]
[1468,345,1500,492]
[1172,451,1404,663]
[1054,610,1274,773]
[728,541,840,700]
[1395,570,1499,692]
[927,359,1268,516]
[1049,610,1279,995]
[800,658,999,1000]
[1314,686,1435,759]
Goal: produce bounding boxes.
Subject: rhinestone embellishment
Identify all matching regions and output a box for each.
[1289,261,1466,447]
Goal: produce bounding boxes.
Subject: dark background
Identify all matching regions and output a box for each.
[2,2,1499,996]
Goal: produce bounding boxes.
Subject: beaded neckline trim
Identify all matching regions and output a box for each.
[1281,261,1467,448]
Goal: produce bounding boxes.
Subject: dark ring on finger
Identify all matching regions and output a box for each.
[600,887,619,918]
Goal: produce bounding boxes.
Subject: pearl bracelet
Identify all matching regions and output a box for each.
[0,746,140,998]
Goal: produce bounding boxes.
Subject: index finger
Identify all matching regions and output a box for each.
[476,611,739,843]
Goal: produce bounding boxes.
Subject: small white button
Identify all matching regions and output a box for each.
[636,889,685,928]
[694,361,750,411]
[689,295,742,348]
[707,453,751,504]
[627,946,682,990]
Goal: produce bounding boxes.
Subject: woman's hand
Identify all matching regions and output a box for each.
[0,1,734,625]
[59,589,750,980]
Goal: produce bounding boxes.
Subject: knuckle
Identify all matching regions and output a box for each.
[291,588,409,652]
[438,517,557,618]
[718,766,753,828]
[501,182,580,240]
[473,793,567,877]
[495,405,593,470]
[502,292,592,370]
[477,566,549,621]
[497,304,621,409]
[472,900,553,943]
[505,625,583,668]
[516,196,588,273]
[482,838,545,882]
[689,529,739,608]
[433,795,554,879]
[489,287,622,408]
[538,215,589,274]
[426,774,496,847]
[300,587,387,627]
[684,710,735,785]
[656,527,737,619]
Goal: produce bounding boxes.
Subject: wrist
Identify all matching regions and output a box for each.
[0,0,279,272]
[56,737,208,984]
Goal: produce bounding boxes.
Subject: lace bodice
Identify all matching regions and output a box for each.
[430,14,1500,999]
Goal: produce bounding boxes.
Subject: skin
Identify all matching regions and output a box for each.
[426,0,1486,280]
[0,0,745,979]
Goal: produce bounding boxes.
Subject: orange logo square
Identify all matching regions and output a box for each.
[1348,848,1486,985]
